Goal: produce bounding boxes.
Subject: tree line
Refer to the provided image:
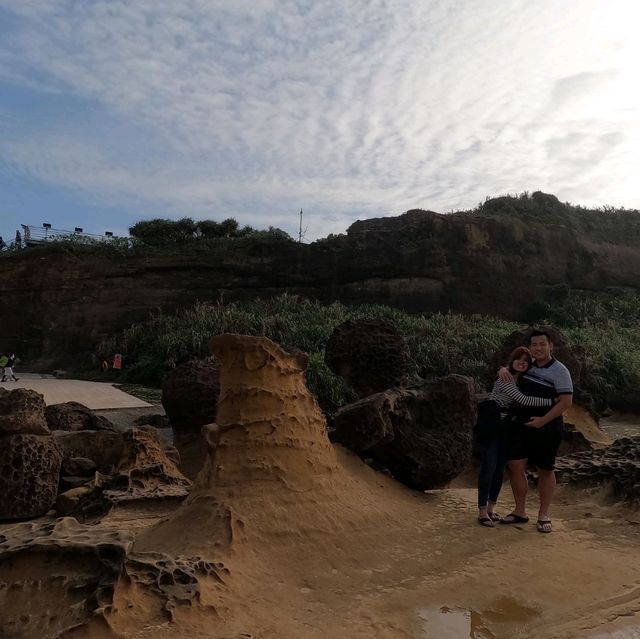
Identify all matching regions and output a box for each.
[128,217,291,243]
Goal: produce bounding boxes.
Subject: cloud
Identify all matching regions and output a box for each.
[1,0,639,239]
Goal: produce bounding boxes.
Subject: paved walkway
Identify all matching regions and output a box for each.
[0,376,150,409]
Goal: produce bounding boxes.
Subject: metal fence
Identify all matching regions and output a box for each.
[20,224,117,245]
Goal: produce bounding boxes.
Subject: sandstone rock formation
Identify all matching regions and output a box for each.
[0,434,62,520]
[560,405,611,456]
[53,427,191,520]
[162,357,220,479]
[44,401,116,432]
[325,318,410,396]
[102,427,191,505]
[556,436,640,505]
[0,517,133,638]
[0,388,49,435]
[134,334,353,555]
[0,515,230,636]
[136,334,438,558]
[0,388,61,520]
[331,375,476,489]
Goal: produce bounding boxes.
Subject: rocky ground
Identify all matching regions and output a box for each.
[1,338,640,639]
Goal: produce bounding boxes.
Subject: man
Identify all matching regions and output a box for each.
[498,330,573,533]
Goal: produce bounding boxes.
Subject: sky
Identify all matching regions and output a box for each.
[1,0,639,243]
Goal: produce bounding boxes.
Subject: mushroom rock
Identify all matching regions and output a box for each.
[135,334,408,558]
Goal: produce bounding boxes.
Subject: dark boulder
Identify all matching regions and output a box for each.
[0,388,49,436]
[53,429,125,473]
[162,357,220,479]
[61,456,98,477]
[332,374,476,490]
[45,401,116,432]
[325,318,410,397]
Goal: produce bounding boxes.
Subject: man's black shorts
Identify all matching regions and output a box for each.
[506,420,563,471]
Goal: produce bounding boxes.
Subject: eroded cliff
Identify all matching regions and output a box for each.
[2,192,639,364]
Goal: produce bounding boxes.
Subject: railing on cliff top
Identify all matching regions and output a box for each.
[0,225,121,250]
[20,224,118,246]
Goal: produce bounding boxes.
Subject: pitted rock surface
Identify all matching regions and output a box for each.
[0,434,62,520]
[103,426,191,504]
[0,517,133,638]
[325,318,410,397]
[125,552,229,618]
[332,374,476,490]
[162,357,220,479]
[56,427,191,519]
[0,388,48,435]
[44,401,116,432]
[556,436,640,505]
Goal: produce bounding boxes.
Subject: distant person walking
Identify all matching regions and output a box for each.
[1,353,19,382]
[0,353,8,381]
[15,229,22,249]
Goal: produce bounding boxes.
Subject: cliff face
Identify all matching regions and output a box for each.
[2,193,640,365]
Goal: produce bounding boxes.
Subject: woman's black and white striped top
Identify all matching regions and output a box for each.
[489,378,554,411]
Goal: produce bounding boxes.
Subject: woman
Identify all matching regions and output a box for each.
[1,353,18,382]
[476,347,553,527]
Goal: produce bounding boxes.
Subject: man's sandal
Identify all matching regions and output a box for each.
[478,516,494,527]
[500,513,530,525]
[537,520,552,533]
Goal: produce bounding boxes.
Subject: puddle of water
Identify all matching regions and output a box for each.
[419,597,537,638]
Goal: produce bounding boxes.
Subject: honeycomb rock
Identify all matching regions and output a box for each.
[325,319,410,397]
[55,427,191,520]
[556,435,640,505]
[0,388,49,436]
[0,434,62,520]
[0,517,133,638]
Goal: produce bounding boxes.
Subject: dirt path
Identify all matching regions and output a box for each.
[2,376,151,409]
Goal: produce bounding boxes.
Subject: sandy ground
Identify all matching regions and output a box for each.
[2,375,150,409]
[84,448,640,639]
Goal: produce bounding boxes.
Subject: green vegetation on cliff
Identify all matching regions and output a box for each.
[98,294,640,415]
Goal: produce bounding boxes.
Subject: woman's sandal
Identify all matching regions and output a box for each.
[537,519,552,533]
[500,512,530,525]
[488,512,501,522]
[478,516,495,527]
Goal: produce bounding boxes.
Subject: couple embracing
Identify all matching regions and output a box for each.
[476,330,573,533]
